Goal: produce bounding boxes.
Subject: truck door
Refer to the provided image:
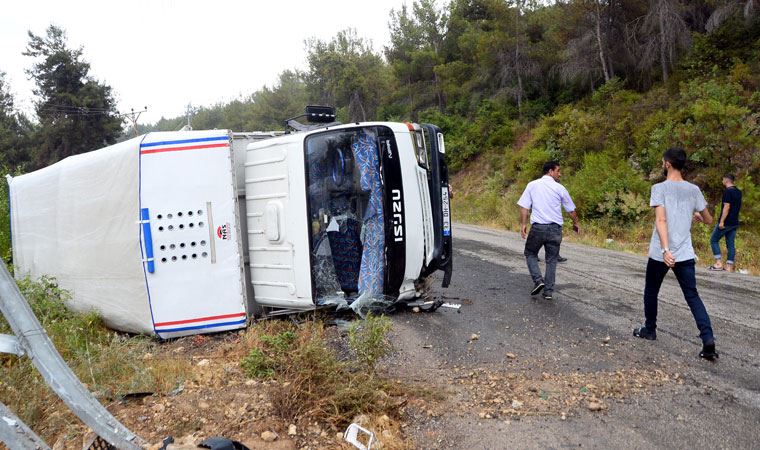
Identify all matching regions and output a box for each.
[139,130,248,338]
[245,135,314,310]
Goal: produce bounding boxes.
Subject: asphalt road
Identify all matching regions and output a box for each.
[386,223,760,449]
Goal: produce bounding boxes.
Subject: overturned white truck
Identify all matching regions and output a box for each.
[8,109,452,338]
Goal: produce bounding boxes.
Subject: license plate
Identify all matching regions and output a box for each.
[441,187,451,236]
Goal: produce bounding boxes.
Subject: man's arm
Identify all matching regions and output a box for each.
[561,187,579,232]
[654,206,675,267]
[568,210,580,233]
[520,207,530,239]
[694,208,713,225]
[718,202,730,229]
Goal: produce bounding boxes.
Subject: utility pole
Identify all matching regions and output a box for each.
[185,103,196,130]
[122,107,148,137]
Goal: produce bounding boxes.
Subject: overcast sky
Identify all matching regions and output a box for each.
[1,0,411,125]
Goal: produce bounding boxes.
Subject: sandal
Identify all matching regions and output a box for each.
[707,264,725,271]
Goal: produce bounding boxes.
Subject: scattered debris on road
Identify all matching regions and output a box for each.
[453,367,676,419]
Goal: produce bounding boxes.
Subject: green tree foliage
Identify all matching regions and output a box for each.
[24,25,123,167]
[385,0,448,118]
[306,29,390,122]
[0,72,33,167]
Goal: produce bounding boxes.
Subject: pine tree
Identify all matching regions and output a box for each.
[24,25,123,168]
[0,71,32,167]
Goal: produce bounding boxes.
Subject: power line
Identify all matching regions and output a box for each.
[37,103,115,112]
[35,104,147,119]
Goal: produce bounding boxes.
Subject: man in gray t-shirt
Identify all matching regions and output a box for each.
[647,180,707,263]
[633,147,718,361]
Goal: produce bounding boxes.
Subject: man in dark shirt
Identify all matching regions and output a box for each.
[708,174,742,273]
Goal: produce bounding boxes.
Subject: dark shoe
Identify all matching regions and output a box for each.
[557,256,568,263]
[633,326,656,340]
[543,293,553,300]
[530,282,545,296]
[700,341,719,361]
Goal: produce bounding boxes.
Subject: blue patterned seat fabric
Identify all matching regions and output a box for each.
[327,218,362,292]
[352,133,385,296]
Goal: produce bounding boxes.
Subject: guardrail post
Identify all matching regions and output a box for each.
[0,401,51,450]
[0,262,145,449]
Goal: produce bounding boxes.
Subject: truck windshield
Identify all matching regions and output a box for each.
[304,128,386,301]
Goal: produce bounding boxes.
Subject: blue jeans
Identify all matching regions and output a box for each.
[524,223,562,294]
[710,225,738,263]
[643,258,714,344]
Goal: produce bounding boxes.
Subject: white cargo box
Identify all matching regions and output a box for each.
[8,130,248,338]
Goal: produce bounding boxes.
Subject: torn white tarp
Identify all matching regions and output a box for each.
[9,137,151,333]
[8,131,248,337]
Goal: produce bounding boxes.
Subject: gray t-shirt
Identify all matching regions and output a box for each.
[648,180,707,262]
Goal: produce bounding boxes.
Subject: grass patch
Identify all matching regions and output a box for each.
[241,316,404,428]
[0,276,190,444]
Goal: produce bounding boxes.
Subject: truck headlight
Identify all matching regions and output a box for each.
[406,123,429,169]
[415,131,429,168]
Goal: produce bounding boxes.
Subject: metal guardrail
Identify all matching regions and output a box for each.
[0,262,144,449]
[0,401,50,450]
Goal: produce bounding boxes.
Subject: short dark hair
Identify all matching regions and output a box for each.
[723,173,735,182]
[663,147,687,171]
[542,161,560,174]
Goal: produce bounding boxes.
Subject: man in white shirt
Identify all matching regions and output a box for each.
[517,161,580,300]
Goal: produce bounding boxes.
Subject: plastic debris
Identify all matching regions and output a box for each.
[316,294,350,311]
[441,302,461,310]
[199,436,251,450]
[344,423,375,450]
[349,292,396,318]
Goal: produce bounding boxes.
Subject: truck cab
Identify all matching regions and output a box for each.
[242,120,452,313]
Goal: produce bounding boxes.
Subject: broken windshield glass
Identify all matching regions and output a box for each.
[305,128,386,305]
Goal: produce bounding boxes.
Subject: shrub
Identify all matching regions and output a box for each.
[347,313,392,372]
[563,152,650,224]
[736,176,760,230]
[241,348,276,378]
[241,329,297,379]
[241,319,399,426]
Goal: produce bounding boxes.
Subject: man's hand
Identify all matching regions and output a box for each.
[693,212,704,223]
[663,250,676,268]
[719,222,725,230]
[572,222,580,233]
[521,223,528,239]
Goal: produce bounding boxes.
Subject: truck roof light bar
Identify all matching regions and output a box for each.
[285,105,339,132]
